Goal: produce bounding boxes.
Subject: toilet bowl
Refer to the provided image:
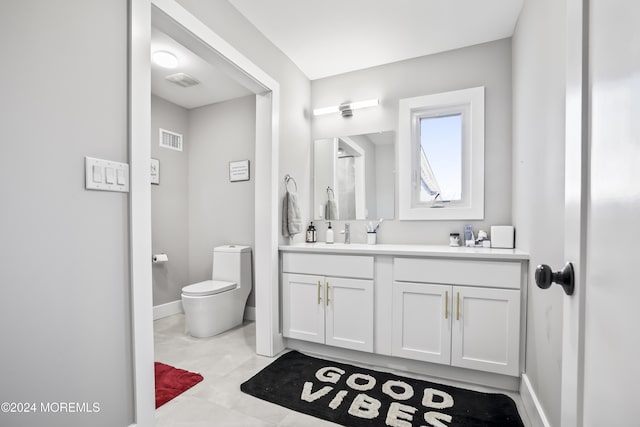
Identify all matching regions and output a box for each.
[181,245,252,338]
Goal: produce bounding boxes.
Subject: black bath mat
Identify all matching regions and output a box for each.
[241,351,523,427]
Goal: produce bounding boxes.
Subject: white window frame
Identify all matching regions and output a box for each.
[398,86,485,220]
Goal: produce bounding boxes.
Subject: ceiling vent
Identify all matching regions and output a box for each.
[159,128,183,152]
[165,72,200,88]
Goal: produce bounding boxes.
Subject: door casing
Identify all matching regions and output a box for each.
[128,1,282,425]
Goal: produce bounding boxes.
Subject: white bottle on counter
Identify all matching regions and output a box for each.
[326,222,334,244]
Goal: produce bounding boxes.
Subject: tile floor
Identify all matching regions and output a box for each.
[154,314,531,426]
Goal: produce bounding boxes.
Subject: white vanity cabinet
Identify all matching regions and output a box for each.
[391,257,522,376]
[280,244,529,388]
[281,253,374,352]
[392,282,452,365]
[450,286,520,375]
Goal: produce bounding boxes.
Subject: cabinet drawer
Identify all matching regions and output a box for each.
[282,253,374,279]
[393,257,521,289]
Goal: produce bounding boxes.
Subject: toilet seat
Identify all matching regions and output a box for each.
[182,280,236,297]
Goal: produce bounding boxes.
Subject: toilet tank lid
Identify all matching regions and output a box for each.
[214,245,251,253]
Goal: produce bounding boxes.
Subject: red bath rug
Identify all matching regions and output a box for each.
[155,362,204,408]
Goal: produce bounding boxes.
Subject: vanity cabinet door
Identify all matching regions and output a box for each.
[325,277,374,352]
[282,273,325,344]
[391,282,452,365]
[450,286,520,376]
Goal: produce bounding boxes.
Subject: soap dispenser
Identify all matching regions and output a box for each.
[326,222,334,244]
[306,222,317,243]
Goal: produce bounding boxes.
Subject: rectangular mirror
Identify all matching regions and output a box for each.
[313,131,395,221]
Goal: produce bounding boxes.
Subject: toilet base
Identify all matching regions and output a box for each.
[186,313,244,338]
[181,290,247,338]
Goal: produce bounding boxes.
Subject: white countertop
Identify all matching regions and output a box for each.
[279,242,529,260]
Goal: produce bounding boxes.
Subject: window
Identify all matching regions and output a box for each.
[419,113,463,203]
[398,87,484,220]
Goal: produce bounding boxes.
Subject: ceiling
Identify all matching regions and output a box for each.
[228,0,524,80]
[151,27,252,109]
[151,1,524,108]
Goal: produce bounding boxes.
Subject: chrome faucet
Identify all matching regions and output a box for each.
[341,223,351,244]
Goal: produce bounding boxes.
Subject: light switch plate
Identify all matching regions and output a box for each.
[104,167,115,184]
[116,168,126,185]
[85,157,129,192]
[92,165,103,183]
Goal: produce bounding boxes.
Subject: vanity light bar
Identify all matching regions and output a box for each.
[349,99,380,110]
[313,98,379,116]
[313,105,340,116]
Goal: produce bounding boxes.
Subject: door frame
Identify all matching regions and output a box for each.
[128,1,283,425]
[562,0,589,425]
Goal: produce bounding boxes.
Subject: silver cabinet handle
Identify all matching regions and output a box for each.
[445,291,449,319]
[326,282,330,306]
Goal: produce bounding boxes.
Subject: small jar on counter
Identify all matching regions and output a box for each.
[449,233,461,247]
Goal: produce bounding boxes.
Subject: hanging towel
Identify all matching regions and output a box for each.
[325,187,338,220]
[282,189,302,239]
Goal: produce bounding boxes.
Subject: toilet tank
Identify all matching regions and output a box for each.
[212,245,252,288]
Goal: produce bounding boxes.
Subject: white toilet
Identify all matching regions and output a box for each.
[181,245,252,338]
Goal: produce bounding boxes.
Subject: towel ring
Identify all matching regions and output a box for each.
[284,174,298,192]
[326,186,335,200]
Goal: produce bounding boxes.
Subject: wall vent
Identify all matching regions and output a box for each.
[159,128,183,152]
[165,72,200,88]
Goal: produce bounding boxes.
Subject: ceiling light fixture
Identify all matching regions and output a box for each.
[313,98,380,118]
[152,50,179,69]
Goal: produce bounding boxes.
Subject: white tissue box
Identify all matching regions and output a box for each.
[491,226,515,249]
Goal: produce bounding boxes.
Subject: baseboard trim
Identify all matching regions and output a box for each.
[244,305,256,321]
[153,300,183,320]
[520,373,551,427]
[154,301,255,321]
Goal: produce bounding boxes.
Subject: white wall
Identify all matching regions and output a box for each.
[512,0,567,425]
[311,39,513,244]
[188,95,257,306]
[0,1,134,426]
[311,39,511,244]
[176,0,312,245]
[151,95,190,306]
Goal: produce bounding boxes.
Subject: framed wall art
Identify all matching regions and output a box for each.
[150,158,160,185]
[229,159,250,182]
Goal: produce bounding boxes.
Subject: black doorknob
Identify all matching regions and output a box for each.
[535,263,575,295]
